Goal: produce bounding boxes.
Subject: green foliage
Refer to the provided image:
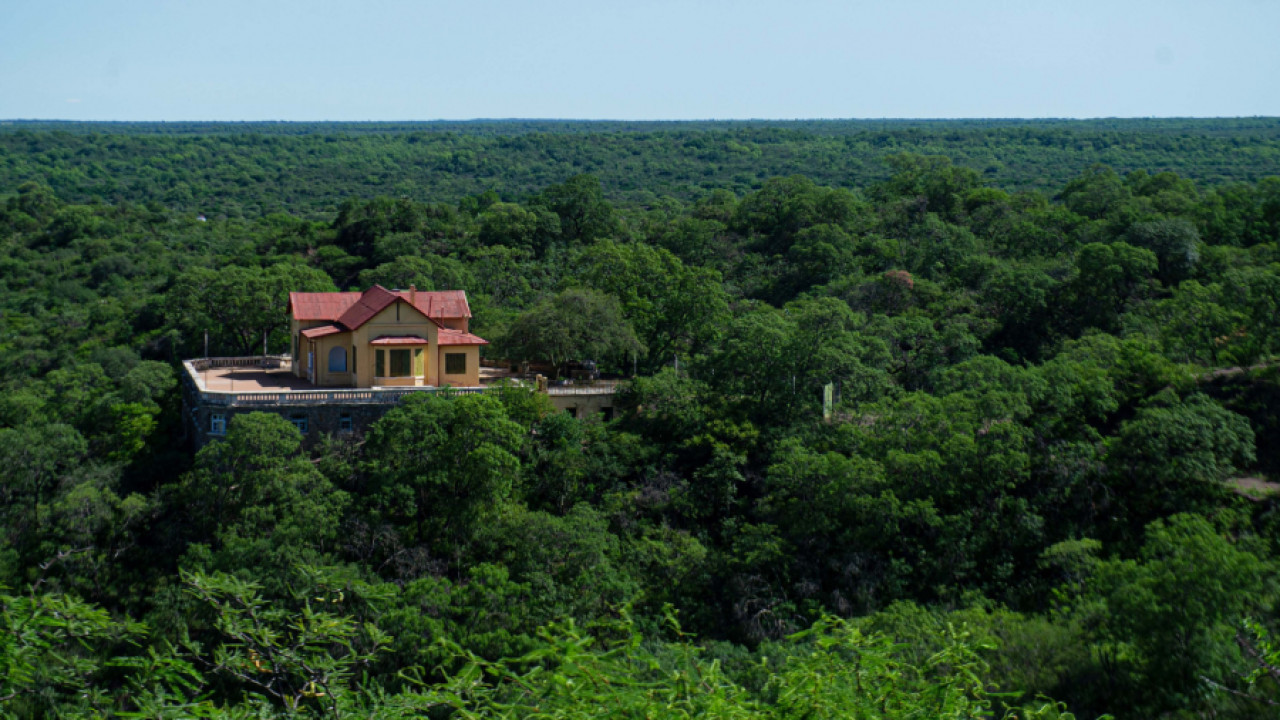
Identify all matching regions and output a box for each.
[0,584,145,717]
[358,253,475,293]
[1104,393,1255,529]
[4,121,1280,718]
[400,610,1079,720]
[574,240,731,370]
[532,173,616,246]
[1076,514,1276,716]
[169,263,335,356]
[176,413,349,578]
[361,393,523,552]
[176,568,393,716]
[502,288,644,376]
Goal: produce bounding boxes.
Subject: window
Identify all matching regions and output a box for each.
[390,348,412,376]
[328,346,347,373]
[210,413,226,435]
[339,413,353,432]
[376,348,415,377]
[290,415,308,434]
[445,352,467,375]
[351,345,356,375]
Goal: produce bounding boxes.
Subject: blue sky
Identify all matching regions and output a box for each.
[1,0,1277,120]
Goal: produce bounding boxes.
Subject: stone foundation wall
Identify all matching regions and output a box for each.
[548,392,616,420]
[186,400,396,450]
[183,378,409,450]
[181,359,620,450]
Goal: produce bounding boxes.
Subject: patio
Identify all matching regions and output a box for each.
[196,365,319,392]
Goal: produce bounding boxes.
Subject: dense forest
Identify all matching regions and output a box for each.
[2,119,1280,718]
[3,118,1279,216]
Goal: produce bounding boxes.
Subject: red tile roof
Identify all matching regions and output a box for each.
[300,324,345,339]
[335,285,403,330]
[398,289,471,321]
[438,328,489,346]
[288,287,473,325]
[288,292,363,322]
[370,335,430,345]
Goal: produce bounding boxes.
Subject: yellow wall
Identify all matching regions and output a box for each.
[352,301,439,387]
[291,319,336,379]
[437,345,481,387]
[290,300,483,388]
[313,333,355,387]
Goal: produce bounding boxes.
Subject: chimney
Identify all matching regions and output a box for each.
[409,284,417,307]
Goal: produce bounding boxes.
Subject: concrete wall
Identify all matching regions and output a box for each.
[182,364,616,453]
[548,392,616,420]
[187,393,617,451]
[186,397,388,451]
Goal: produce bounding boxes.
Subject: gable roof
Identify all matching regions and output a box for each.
[401,289,470,321]
[336,285,405,330]
[289,287,472,326]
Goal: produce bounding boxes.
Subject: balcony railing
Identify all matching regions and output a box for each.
[193,385,500,407]
[188,355,292,371]
[545,380,623,396]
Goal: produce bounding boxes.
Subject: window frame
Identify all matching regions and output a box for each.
[445,352,467,375]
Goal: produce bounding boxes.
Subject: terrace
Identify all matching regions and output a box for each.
[183,356,513,408]
[182,356,620,409]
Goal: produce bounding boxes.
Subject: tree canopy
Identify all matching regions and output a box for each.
[2,120,1280,718]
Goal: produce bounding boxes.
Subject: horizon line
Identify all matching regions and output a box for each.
[4,116,1280,124]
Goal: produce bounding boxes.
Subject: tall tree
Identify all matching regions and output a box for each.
[575,240,730,371]
[168,262,335,356]
[361,393,524,553]
[533,174,616,245]
[503,288,644,377]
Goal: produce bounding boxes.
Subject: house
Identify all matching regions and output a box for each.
[180,284,616,450]
[287,285,488,388]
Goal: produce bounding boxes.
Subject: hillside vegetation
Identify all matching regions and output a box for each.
[2,120,1280,718]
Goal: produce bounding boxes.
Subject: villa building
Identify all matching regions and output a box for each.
[289,284,487,388]
[181,284,618,449]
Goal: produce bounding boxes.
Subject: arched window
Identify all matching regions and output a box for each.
[328,346,348,373]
